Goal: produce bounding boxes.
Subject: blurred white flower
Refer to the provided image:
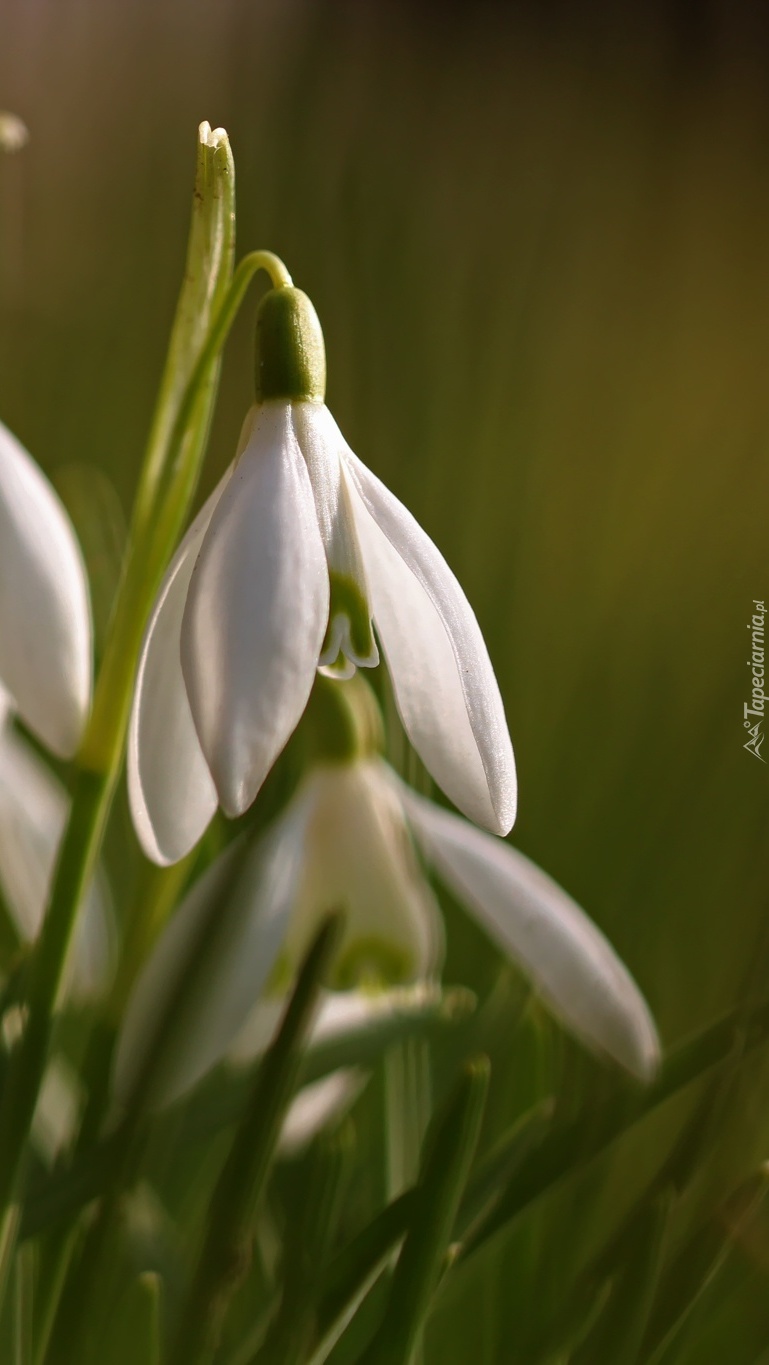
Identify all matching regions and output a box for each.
[129,288,515,866]
[0,690,113,1000]
[230,989,414,1158]
[31,1055,82,1167]
[277,1070,364,1158]
[115,759,442,1107]
[228,979,454,1068]
[114,757,658,1112]
[0,112,29,154]
[0,419,92,758]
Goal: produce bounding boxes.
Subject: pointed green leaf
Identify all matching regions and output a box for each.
[360,1057,490,1365]
[110,1273,162,1365]
[642,1170,769,1363]
[571,1192,673,1365]
[168,914,341,1365]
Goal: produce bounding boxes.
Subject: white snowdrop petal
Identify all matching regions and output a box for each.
[127,480,228,866]
[0,420,92,757]
[0,721,113,999]
[227,996,286,1066]
[291,405,354,577]
[307,982,449,1051]
[180,404,329,818]
[310,990,393,1043]
[278,1070,366,1158]
[284,761,443,986]
[32,1056,81,1167]
[0,684,12,730]
[0,723,65,943]
[113,801,309,1110]
[342,453,516,836]
[66,863,116,1004]
[229,982,447,1068]
[402,789,659,1081]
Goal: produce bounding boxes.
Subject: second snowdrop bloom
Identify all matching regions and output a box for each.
[129,282,516,866]
[115,753,444,1108]
[0,419,91,758]
[115,747,658,1112]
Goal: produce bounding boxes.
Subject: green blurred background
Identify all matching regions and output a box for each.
[2,1,769,1357]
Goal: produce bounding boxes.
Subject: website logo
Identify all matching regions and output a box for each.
[744,599,766,762]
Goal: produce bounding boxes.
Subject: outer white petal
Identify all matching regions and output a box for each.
[128,479,229,866]
[113,799,310,1111]
[0,720,113,999]
[341,451,515,835]
[402,789,660,1081]
[228,982,447,1067]
[278,1070,366,1158]
[283,760,443,986]
[227,995,286,1066]
[180,404,329,818]
[32,1056,81,1167]
[0,419,91,757]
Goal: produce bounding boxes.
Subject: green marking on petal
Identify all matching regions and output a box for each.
[332,936,414,990]
[323,571,376,665]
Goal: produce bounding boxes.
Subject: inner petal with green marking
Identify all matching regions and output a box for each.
[280,761,443,989]
[319,571,378,679]
[292,402,379,679]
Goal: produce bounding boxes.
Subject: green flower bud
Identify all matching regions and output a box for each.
[254,287,326,403]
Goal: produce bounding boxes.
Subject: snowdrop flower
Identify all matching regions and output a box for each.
[115,741,658,1112]
[129,282,515,867]
[115,754,444,1108]
[0,689,113,1000]
[0,419,91,758]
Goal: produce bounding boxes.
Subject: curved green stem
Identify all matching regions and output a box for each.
[0,178,291,1297]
